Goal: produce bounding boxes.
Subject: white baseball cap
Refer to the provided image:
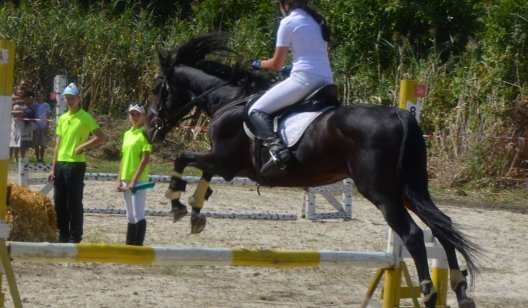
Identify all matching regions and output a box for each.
[63,83,79,95]
[128,103,146,114]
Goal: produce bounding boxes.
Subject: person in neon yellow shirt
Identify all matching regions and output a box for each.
[117,103,152,246]
[47,83,107,243]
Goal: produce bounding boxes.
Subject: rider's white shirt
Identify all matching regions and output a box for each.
[276,8,333,83]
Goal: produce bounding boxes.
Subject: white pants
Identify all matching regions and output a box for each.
[122,181,147,223]
[248,72,332,114]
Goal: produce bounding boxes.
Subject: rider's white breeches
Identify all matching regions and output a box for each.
[248,72,332,115]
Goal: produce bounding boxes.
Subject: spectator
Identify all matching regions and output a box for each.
[20,91,35,158]
[47,83,107,243]
[10,87,33,160]
[19,79,34,98]
[117,103,152,246]
[33,90,52,162]
[9,89,27,161]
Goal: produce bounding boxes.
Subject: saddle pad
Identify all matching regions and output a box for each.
[279,106,334,147]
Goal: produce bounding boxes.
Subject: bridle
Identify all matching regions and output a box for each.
[149,76,230,140]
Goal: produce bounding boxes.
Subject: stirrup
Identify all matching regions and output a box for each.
[268,151,287,170]
[267,141,292,163]
[260,148,291,173]
[261,157,286,174]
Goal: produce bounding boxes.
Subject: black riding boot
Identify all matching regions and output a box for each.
[134,219,147,246]
[248,110,292,169]
[126,223,136,245]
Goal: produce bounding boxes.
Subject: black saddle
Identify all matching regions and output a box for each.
[243,84,340,126]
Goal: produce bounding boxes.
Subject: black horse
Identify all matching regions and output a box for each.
[145,34,478,308]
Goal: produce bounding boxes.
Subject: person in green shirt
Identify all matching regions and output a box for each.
[47,83,107,243]
[117,103,152,246]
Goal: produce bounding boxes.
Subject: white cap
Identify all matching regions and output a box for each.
[128,103,146,114]
[63,83,79,95]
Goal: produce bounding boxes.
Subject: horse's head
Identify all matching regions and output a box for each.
[145,69,194,143]
[145,33,234,143]
[145,33,277,143]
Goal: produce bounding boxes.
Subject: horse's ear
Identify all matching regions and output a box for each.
[158,50,169,74]
[157,50,174,78]
[157,50,165,66]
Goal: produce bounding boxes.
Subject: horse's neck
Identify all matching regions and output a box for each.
[206,85,247,117]
[177,66,257,117]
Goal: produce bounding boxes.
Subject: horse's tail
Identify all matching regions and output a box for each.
[395,109,480,282]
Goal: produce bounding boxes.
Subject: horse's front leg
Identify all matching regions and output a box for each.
[165,151,216,233]
[188,172,213,234]
[165,158,189,222]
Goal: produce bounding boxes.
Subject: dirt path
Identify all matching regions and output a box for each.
[3,174,527,307]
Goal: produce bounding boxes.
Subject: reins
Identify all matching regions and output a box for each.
[152,79,231,132]
[188,80,231,110]
[212,93,262,118]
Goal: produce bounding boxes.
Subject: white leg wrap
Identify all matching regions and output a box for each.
[450,269,467,291]
[188,178,209,209]
[421,280,437,303]
[165,189,182,200]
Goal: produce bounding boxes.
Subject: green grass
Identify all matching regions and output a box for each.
[429,182,528,214]
[86,156,202,177]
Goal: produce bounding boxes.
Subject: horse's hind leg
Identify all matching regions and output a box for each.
[403,195,476,308]
[359,190,437,307]
[430,214,476,307]
[444,248,476,308]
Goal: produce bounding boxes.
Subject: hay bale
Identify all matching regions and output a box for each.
[6,183,57,242]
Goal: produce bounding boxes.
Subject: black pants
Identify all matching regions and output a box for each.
[54,162,86,242]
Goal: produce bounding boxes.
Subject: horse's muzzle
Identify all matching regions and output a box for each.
[147,117,169,143]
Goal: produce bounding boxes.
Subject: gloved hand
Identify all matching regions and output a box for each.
[251,59,261,70]
[279,64,292,77]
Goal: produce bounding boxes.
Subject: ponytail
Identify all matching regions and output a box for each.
[302,6,331,42]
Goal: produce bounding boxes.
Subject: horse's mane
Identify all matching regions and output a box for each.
[157,33,275,95]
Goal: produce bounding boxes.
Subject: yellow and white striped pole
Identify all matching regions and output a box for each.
[8,242,395,269]
[0,39,22,308]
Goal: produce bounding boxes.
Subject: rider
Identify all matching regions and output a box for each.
[249,0,333,170]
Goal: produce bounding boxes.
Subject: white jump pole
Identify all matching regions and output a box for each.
[83,208,297,220]
[53,75,67,122]
[17,159,354,221]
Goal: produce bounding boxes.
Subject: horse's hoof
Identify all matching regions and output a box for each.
[458,298,476,308]
[190,214,206,234]
[171,207,188,222]
[421,280,437,308]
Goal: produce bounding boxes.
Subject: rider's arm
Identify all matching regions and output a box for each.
[260,47,288,72]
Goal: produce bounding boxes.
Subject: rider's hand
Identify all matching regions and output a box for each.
[251,59,261,70]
